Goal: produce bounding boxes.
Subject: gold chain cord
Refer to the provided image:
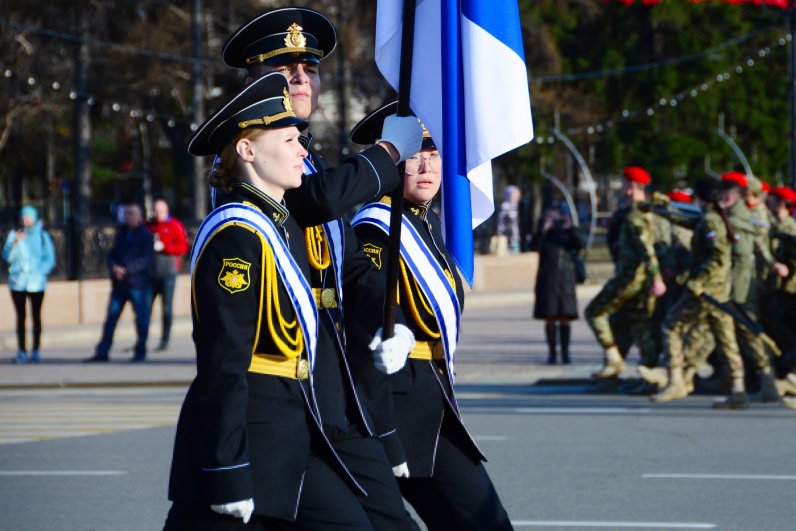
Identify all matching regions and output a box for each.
[399,258,441,339]
[265,243,303,358]
[305,225,331,270]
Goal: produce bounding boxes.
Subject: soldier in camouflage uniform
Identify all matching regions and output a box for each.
[721,172,787,402]
[585,166,667,379]
[651,177,749,408]
[765,187,796,403]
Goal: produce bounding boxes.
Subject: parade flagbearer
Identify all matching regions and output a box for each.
[221,8,424,531]
[351,103,514,531]
[165,73,381,530]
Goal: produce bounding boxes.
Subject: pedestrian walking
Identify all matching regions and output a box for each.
[2,205,56,363]
[146,198,189,352]
[85,203,153,363]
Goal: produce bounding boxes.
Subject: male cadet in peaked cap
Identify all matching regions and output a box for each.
[219,9,424,531]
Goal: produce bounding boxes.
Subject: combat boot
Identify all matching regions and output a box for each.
[753,373,781,403]
[775,373,796,397]
[592,346,626,379]
[650,367,688,403]
[712,392,750,410]
[638,366,668,389]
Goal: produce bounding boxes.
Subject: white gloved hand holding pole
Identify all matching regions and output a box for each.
[392,462,410,478]
[210,498,254,524]
[369,324,416,374]
[379,114,423,162]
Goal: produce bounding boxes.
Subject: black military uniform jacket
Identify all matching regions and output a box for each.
[167,182,359,520]
[287,142,407,452]
[354,198,484,476]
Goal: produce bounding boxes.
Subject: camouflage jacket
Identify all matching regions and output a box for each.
[688,204,732,301]
[772,214,796,294]
[726,200,755,304]
[614,203,662,285]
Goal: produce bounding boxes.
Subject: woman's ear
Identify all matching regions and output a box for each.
[236,138,255,162]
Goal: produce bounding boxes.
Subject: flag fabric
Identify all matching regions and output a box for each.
[375,0,534,286]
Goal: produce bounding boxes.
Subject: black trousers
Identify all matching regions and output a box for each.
[10,290,45,352]
[164,455,374,531]
[331,432,421,531]
[398,419,513,531]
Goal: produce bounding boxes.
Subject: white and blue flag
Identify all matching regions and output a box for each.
[375,0,533,285]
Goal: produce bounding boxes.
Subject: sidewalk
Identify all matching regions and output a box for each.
[0,285,606,390]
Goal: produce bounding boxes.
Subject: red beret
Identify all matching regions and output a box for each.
[667,190,693,203]
[772,186,796,205]
[721,171,748,188]
[760,181,771,194]
[623,166,651,185]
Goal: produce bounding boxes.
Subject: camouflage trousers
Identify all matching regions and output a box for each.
[661,291,745,380]
[585,269,658,367]
[733,289,771,373]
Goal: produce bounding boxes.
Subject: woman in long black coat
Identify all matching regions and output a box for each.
[531,204,584,364]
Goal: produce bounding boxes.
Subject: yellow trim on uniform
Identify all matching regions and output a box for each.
[264,242,303,359]
[305,225,331,271]
[249,352,309,380]
[409,340,444,360]
[400,258,441,339]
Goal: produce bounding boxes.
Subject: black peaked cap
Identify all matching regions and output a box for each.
[223,7,337,69]
[188,72,308,157]
[349,101,434,149]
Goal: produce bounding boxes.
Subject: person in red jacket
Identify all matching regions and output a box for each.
[147,198,189,351]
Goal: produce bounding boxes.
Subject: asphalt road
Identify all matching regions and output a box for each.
[1,385,793,531]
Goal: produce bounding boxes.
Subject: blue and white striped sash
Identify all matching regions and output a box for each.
[352,203,460,378]
[191,203,318,371]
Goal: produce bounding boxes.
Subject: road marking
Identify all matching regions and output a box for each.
[512,521,715,529]
[0,470,126,476]
[644,473,796,481]
[0,403,178,445]
[472,435,508,441]
[513,407,652,414]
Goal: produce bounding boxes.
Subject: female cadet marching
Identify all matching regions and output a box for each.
[164,73,377,530]
[350,103,514,531]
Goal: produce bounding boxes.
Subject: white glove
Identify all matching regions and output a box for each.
[369,324,415,374]
[380,114,423,162]
[210,498,254,524]
[392,462,410,478]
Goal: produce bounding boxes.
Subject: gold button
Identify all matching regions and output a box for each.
[321,288,337,308]
[297,359,310,380]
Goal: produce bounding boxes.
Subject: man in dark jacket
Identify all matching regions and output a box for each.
[86,203,154,362]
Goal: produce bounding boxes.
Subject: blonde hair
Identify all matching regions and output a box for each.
[208,128,267,190]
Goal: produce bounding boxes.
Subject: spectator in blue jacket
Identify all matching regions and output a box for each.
[85,203,154,362]
[2,206,56,363]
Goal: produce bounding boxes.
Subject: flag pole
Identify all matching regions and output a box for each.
[382,0,417,339]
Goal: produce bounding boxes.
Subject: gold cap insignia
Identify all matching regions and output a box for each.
[284,23,307,49]
[421,123,431,139]
[218,258,252,294]
[282,88,293,112]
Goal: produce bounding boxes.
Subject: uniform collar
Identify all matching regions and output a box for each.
[404,200,430,220]
[225,180,290,227]
[299,132,314,150]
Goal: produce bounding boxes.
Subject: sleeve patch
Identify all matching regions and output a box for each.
[218,257,252,294]
[363,243,383,269]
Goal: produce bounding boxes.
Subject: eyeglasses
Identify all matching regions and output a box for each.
[405,152,442,175]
